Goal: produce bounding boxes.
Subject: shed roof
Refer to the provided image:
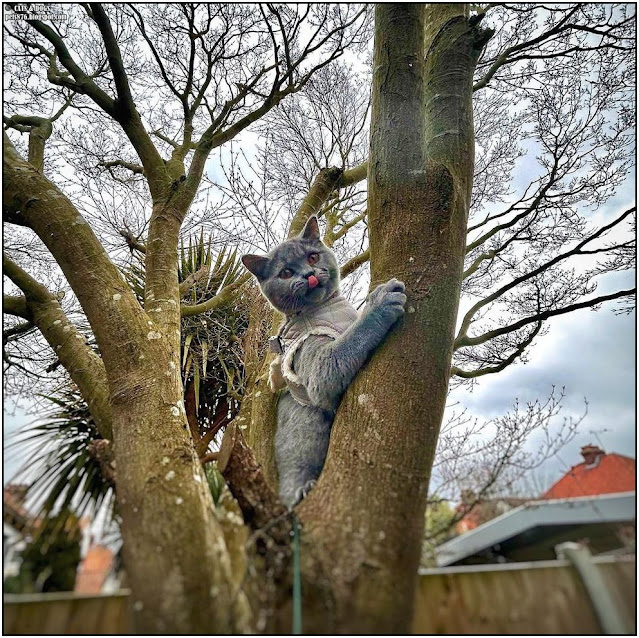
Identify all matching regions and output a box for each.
[435,491,635,566]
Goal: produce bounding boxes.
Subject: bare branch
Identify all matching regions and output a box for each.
[457,288,635,351]
[99,159,145,175]
[456,207,636,346]
[3,320,35,343]
[119,228,147,254]
[340,249,370,279]
[452,321,542,378]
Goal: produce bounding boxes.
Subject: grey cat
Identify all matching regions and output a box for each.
[242,216,406,508]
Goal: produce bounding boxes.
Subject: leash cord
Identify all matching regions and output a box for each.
[292,513,303,634]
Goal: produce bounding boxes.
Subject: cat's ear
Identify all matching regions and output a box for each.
[242,254,270,280]
[299,215,321,241]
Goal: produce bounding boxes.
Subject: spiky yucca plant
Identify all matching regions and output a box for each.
[178,232,249,457]
[6,386,116,529]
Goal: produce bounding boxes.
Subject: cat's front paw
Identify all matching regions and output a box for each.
[366,278,406,325]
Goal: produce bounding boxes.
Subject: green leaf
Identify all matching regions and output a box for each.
[180,239,187,281]
[194,365,200,416]
[183,334,193,368]
[198,227,205,267]
[201,341,208,378]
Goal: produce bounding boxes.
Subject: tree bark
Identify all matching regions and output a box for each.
[110,334,248,633]
[297,4,490,633]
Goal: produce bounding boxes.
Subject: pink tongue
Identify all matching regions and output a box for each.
[308,275,319,289]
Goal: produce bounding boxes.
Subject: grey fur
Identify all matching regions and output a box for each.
[243,216,406,508]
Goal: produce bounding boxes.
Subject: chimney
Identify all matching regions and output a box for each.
[581,444,605,467]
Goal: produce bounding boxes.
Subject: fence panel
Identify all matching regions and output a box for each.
[3,591,132,635]
[412,555,635,634]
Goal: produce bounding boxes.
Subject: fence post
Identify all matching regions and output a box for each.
[555,542,631,634]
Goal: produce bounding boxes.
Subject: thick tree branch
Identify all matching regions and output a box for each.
[200,451,219,464]
[23,8,169,198]
[3,133,150,379]
[336,161,368,187]
[3,254,113,439]
[23,16,117,115]
[218,422,288,533]
[288,167,345,237]
[3,295,29,319]
[90,4,136,115]
[88,5,169,197]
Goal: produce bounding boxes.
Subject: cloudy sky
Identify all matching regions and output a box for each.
[449,287,635,486]
[446,153,636,491]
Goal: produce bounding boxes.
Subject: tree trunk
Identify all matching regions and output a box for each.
[108,202,250,633]
[110,345,244,633]
[297,4,490,633]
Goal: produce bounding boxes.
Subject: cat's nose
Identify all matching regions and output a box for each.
[306,274,319,288]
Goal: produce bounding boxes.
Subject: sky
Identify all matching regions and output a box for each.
[445,146,636,492]
[449,290,636,489]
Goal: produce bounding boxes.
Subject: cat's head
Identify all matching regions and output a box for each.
[242,216,340,315]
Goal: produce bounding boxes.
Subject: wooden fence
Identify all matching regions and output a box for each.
[3,555,635,634]
[3,590,131,635]
[412,554,636,634]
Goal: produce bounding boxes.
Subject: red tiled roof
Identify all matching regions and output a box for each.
[541,452,635,500]
[74,545,114,594]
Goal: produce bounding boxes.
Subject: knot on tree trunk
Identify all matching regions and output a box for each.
[87,438,116,486]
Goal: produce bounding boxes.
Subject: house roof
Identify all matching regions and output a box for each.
[541,449,635,500]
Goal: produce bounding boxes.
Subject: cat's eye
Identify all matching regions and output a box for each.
[279,268,293,279]
[307,252,320,265]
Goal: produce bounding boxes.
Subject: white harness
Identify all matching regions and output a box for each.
[268,294,358,406]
